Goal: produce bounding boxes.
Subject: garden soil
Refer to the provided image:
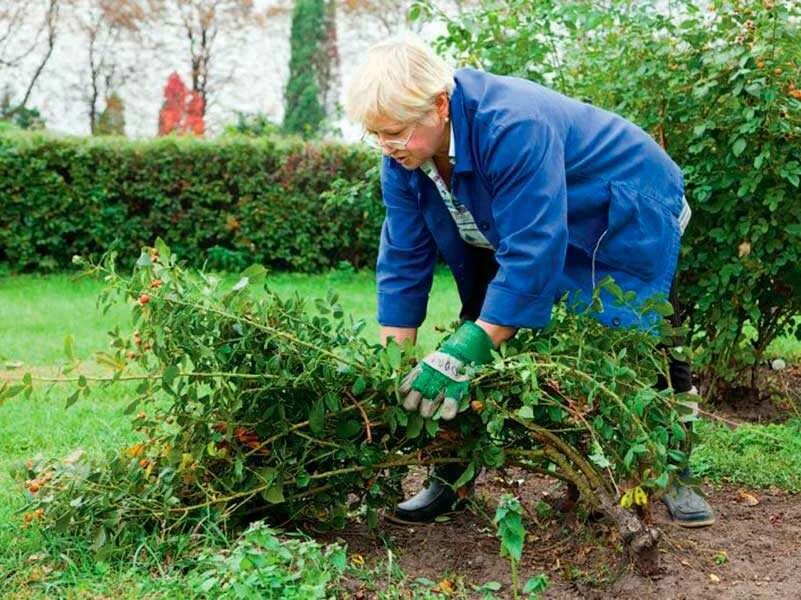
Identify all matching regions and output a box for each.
[325,468,801,599]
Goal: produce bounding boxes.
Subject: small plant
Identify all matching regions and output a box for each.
[494,495,527,598]
[523,574,550,599]
[185,522,347,598]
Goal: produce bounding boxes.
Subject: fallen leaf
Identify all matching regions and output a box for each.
[435,578,455,595]
[737,241,751,257]
[350,553,365,567]
[737,490,759,506]
[709,573,721,583]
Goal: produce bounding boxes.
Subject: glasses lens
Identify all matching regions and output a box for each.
[362,132,380,148]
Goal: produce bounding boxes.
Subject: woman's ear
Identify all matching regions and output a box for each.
[436,91,450,121]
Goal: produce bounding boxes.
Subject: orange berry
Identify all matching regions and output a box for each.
[138,294,150,306]
[150,279,163,289]
[139,458,150,468]
[470,400,484,413]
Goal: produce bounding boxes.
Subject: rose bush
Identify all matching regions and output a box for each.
[5,242,692,572]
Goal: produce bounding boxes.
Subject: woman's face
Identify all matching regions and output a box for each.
[368,94,450,170]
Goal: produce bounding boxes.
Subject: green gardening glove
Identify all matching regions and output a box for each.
[399,321,494,420]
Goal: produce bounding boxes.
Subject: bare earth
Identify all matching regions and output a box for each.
[323,468,801,599]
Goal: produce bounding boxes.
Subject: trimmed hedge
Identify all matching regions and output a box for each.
[0,132,382,273]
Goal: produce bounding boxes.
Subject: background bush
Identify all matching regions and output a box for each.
[0,131,382,273]
[424,0,801,390]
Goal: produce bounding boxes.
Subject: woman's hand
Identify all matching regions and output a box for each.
[399,321,494,420]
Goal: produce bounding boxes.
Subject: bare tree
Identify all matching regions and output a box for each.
[0,0,60,113]
[157,0,268,118]
[66,0,154,133]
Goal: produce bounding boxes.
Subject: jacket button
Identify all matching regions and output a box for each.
[479,220,490,231]
[611,317,621,327]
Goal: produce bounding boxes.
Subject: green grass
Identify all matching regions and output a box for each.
[1,269,800,597]
[0,267,461,367]
[691,419,801,492]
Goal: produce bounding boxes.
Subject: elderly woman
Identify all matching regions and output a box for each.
[344,35,714,527]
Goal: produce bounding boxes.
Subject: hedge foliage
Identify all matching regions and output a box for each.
[0,131,382,273]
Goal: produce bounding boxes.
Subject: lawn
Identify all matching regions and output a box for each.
[1,268,800,598]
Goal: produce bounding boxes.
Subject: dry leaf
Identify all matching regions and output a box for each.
[709,573,721,583]
[350,553,365,567]
[737,489,759,506]
[737,241,751,257]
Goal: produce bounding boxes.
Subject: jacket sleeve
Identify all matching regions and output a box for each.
[477,117,568,328]
[376,159,438,328]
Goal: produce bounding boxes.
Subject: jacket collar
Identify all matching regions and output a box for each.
[449,80,474,174]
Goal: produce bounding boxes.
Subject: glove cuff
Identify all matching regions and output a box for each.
[442,321,494,365]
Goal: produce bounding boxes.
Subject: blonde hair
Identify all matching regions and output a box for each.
[344,34,455,130]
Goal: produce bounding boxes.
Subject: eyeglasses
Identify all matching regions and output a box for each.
[361,123,417,151]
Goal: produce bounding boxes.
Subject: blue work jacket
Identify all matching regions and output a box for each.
[376,68,687,332]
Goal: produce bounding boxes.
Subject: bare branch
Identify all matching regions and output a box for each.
[18,0,59,108]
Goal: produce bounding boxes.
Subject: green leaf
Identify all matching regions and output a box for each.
[231,277,249,292]
[162,365,179,388]
[135,252,152,268]
[424,417,439,437]
[262,484,285,504]
[517,405,534,420]
[482,446,505,468]
[154,237,171,262]
[92,526,107,551]
[65,389,81,408]
[589,444,612,469]
[386,342,402,371]
[453,463,475,489]
[523,574,549,595]
[352,376,367,396]
[405,412,423,439]
[335,419,361,439]
[309,400,325,434]
[494,495,525,562]
[240,263,267,284]
[64,334,76,362]
[732,138,747,157]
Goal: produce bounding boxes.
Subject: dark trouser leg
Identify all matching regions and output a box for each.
[657,276,715,527]
[656,278,694,394]
[395,248,497,522]
[458,246,499,323]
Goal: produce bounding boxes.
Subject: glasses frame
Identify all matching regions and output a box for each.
[362,123,417,151]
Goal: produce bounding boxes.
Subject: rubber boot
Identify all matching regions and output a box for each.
[394,463,475,523]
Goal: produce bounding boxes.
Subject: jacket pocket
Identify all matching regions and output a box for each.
[594,181,674,281]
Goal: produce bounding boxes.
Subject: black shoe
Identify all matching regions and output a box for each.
[393,463,474,523]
